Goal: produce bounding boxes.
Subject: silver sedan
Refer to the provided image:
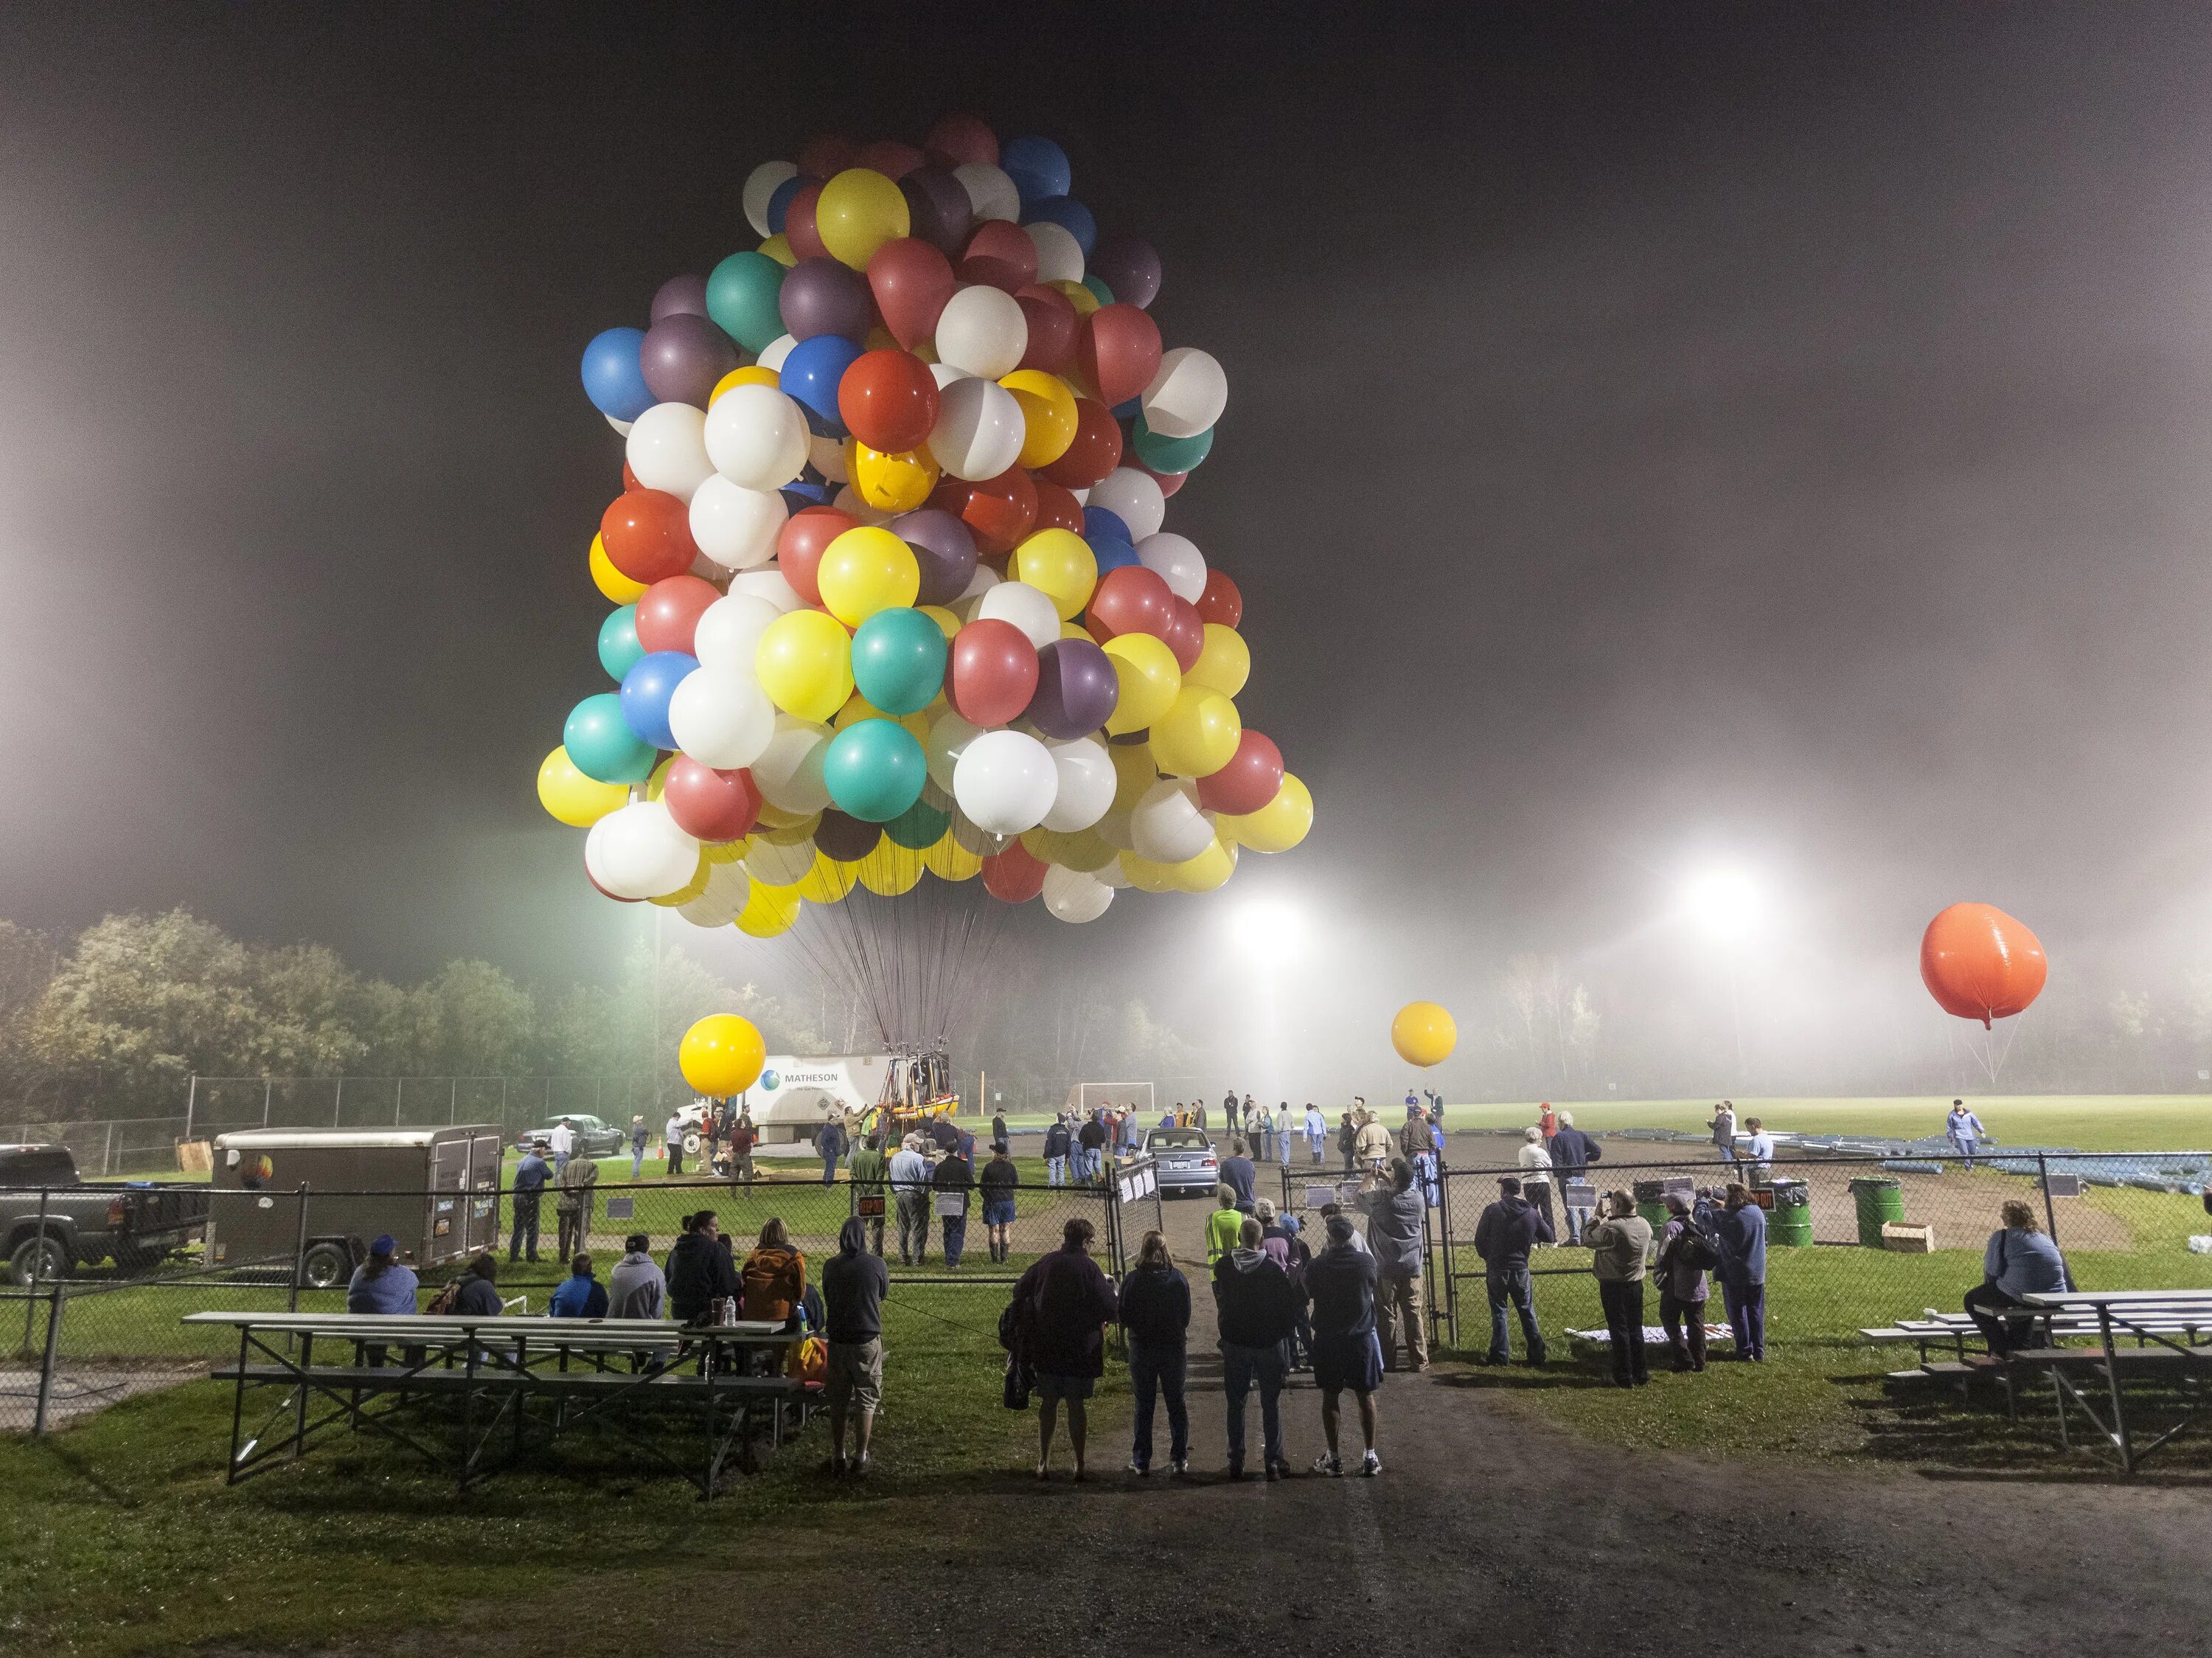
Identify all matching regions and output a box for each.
[1144,1127,1220,1196]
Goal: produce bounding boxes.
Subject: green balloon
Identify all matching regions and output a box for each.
[564,693,655,785]
[597,606,644,681]
[1081,274,1116,308]
[1132,412,1212,474]
[850,606,948,716]
[883,794,950,850]
[706,250,788,355]
[822,718,927,824]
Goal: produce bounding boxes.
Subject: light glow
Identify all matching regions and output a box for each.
[1681,866,1763,943]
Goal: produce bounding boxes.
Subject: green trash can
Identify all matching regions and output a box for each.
[1768,1177,1812,1246]
[1632,1178,1670,1232]
[1849,1176,1904,1247]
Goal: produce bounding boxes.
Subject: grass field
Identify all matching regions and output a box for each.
[1429,1096,2212,1151]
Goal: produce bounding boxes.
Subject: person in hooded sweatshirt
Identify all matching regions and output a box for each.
[1307,1213,1384,1477]
[1360,1157,1429,1373]
[741,1217,807,1326]
[607,1232,667,1319]
[1117,1229,1192,1476]
[664,1210,740,1325]
[1212,1215,1307,1481]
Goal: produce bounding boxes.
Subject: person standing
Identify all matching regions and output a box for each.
[1077,1112,1107,1183]
[1362,1158,1429,1373]
[1473,1176,1551,1365]
[1219,1137,1258,1210]
[1965,1199,2069,1355]
[1586,1191,1654,1387]
[509,1141,551,1263]
[1337,1111,1358,1173]
[607,1232,667,1319]
[980,1142,1020,1264]
[554,1149,599,1260]
[1355,1107,1394,1178]
[1304,1103,1326,1164]
[890,1134,933,1266]
[1947,1100,1989,1170]
[1119,1229,1192,1476]
[1709,1101,1738,1170]
[1306,1214,1384,1477]
[729,1110,758,1185]
[547,1118,576,1175]
[1547,1111,1603,1245]
[1713,1183,1768,1361]
[549,1252,611,1319]
[1043,1117,1072,1187]
[933,1141,975,1269]
[847,1132,888,1257]
[1516,1127,1557,1242]
[816,1111,846,1187]
[1214,1215,1305,1480]
[1397,1104,1432,1164]
[1655,1193,1712,1372]
[1537,1102,1557,1144]
[1193,1097,1209,1132]
[1204,1184,1245,1271]
[1742,1117,1775,1185]
[822,1215,889,1477]
[664,1108,687,1178]
[991,1106,1009,1149]
[1013,1217,1119,1480]
[1277,1105,1295,1178]
[1251,1103,1272,1163]
[1222,1089,1240,1134]
[628,1115,650,1180]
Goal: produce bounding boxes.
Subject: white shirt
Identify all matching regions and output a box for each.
[664,1114,684,1140]
[548,1123,576,1156]
[1746,1132,1775,1162]
[1517,1142,1554,1170]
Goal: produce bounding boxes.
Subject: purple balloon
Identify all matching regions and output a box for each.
[651,273,710,322]
[814,808,883,862]
[1026,638,1120,740]
[890,507,980,607]
[778,257,873,343]
[1089,233,1161,310]
[898,167,973,255]
[639,313,738,408]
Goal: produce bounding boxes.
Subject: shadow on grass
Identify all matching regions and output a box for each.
[1840,1367,2212,1483]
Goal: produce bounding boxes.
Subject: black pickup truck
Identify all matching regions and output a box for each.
[0,1143,212,1283]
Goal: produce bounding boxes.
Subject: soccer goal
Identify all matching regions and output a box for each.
[1065,1081,1156,1118]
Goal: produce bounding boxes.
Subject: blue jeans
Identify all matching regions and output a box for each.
[1486,1265,1545,1363]
[1046,1155,1066,1187]
[942,1213,967,1268]
[1128,1343,1189,1469]
[630,1149,644,1179]
[1722,1277,1765,1359]
[1221,1342,1287,1472]
[822,1155,839,1187]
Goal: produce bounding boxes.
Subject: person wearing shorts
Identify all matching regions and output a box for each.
[1305,1213,1384,1477]
[980,1142,1020,1264]
[821,1216,888,1477]
[1011,1217,1119,1480]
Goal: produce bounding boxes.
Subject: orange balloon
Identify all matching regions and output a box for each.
[1919,902,2048,1027]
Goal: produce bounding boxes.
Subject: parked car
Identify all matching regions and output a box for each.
[0,1144,212,1284]
[514,1114,625,1159]
[1143,1127,1220,1197]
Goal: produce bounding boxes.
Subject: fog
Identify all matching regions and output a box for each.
[4,5,2211,1103]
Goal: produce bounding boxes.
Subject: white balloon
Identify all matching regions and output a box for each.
[1093,857,1130,889]
[1135,532,1208,603]
[692,593,781,673]
[1141,347,1228,440]
[1089,468,1166,541]
[704,383,809,490]
[925,707,983,793]
[585,801,700,901]
[742,160,799,239]
[743,836,815,886]
[1042,864,1114,923]
[928,361,973,389]
[679,859,751,927]
[1042,737,1116,832]
[928,375,1026,481]
[755,333,797,374]
[1023,221,1085,285]
[976,580,1060,650]
[626,403,715,499]
[807,431,851,484]
[728,568,804,613]
[605,414,634,437]
[953,161,1020,224]
[689,475,787,570]
[953,729,1059,836]
[1130,778,1214,864]
[750,716,832,813]
[667,665,776,768]
[933,285,1028,379]
[830,485,893,527]
[959,563,1001,601]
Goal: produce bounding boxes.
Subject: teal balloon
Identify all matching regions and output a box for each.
[883,794,950,851]
[822,718,927,823]
[564,693,656,785]
[706,251,789,355]
[849,606,948,715]
[1081,274,1116,308]
[1132,412,1212,474]
[597,606,644,681]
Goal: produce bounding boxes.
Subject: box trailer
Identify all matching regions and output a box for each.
[208,1125,504,1288]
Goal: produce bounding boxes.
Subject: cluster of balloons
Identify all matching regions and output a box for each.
[1920,903,2047,1029]
[539,118,1312,937]
[1391,1001,1458,1068]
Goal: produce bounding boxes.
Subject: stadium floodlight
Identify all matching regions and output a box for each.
[1681,864,1763,944]
[1230,898,1304,957]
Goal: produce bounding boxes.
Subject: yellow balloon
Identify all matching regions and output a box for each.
[999,370,1079,468]
[755,610,855,722]
[736,881,801,937]
[1060,620,1092,642]
[680,1013,767,1094]
[796,853,859,903]
[1391,1002,1458,1068]
[1102,632,1181,735]
[1022,825,1118,873]
[711,364,780,403]
[1051,278,1100,316]
[590,533,647,604]
[857,840,925,896]
[537,746,630,828]
[817,526,920,627]
[919,604,962,639]
[644,752,676,802]
[1221,771,1312,853]
[1008,527,1098,620]
[1186,623,1250,697]
[923,830,984,881]
[832,692,929,746]
[815,168,911,268]
[1168,837,1236,893]
[1108,740,1160,811]
[1119,850,1177,893]
[847,440,940,513]
[703,837,748,864]
[754,803,820,838]
[759,232,797,268]
[1150,684,1242,777]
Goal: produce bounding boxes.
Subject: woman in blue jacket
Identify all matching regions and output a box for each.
[1116,1229,1192,1476]
[1713,1184,1767,1362]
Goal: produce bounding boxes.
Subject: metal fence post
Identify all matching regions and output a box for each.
[288,1183,312,1315]
[32,1287,63,1436]
[263,1076,273,1128]
[102,1120,115,1178]
[451,1078,459,1125]
[333,1077,344,1127]
[2037,1151,2065,1271]
[21,1188,49,1354]
[184,1074,198,1143]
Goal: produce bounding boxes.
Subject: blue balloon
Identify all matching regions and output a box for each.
[1090,535,1139,576]
[619,651,698,751]
[580,327,653,421]
[1022,195,1097,257]
[767,174,807,235]
[780,480,834,510]
[1082,505,1131,544]
[1000,136,1071,208]
[1110,395,1141,421]
[598,606,644,681]
[780,333,865,436]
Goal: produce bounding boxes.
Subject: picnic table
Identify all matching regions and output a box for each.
[2017,1289,2212,1472]
[183,1310,810,1496]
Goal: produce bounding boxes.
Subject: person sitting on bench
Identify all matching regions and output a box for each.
[1964,1199,2070,1356]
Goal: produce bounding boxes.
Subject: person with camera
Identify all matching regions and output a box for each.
[1585,1190,1655,1388]
[1655,1191,1715,1372]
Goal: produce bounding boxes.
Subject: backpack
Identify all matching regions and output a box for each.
[425,1279,462,1315]
[1671,1225,1718,1273]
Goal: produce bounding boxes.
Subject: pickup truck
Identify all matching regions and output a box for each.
[0,1143,212,1283]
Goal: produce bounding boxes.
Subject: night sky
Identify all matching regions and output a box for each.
[5,5,2210,1090]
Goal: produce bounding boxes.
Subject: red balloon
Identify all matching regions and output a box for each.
[1032,479,1085,535]
[925,114,998,168]
[1038,398,1123,488]
[1920,903,2048,1028]
[622,459,642,493]
[959,220,1039,293]
[796,135,858,178]
[635,575,722,655]
[1194,568,1242,628]
[1076,304,1164,409]
[1134,459,1188,498]
[1015,285,1079,373]
[981,836,1048,903]
[785,180,827,261]
[1196,730,1284,816]
[856,138,925,178]
[600,490,699,585]
[586,869,643,904]
[867,239,957,350]
[929,465,1037,559]
[1161,596,1206,672]
[661,757,763,843]
[838,348,940,453]
[1086,565,1175,641]
[776,505,857,606]
[947,618,1040,727]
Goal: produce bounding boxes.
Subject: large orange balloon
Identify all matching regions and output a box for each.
[1919,903,2047,1028]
